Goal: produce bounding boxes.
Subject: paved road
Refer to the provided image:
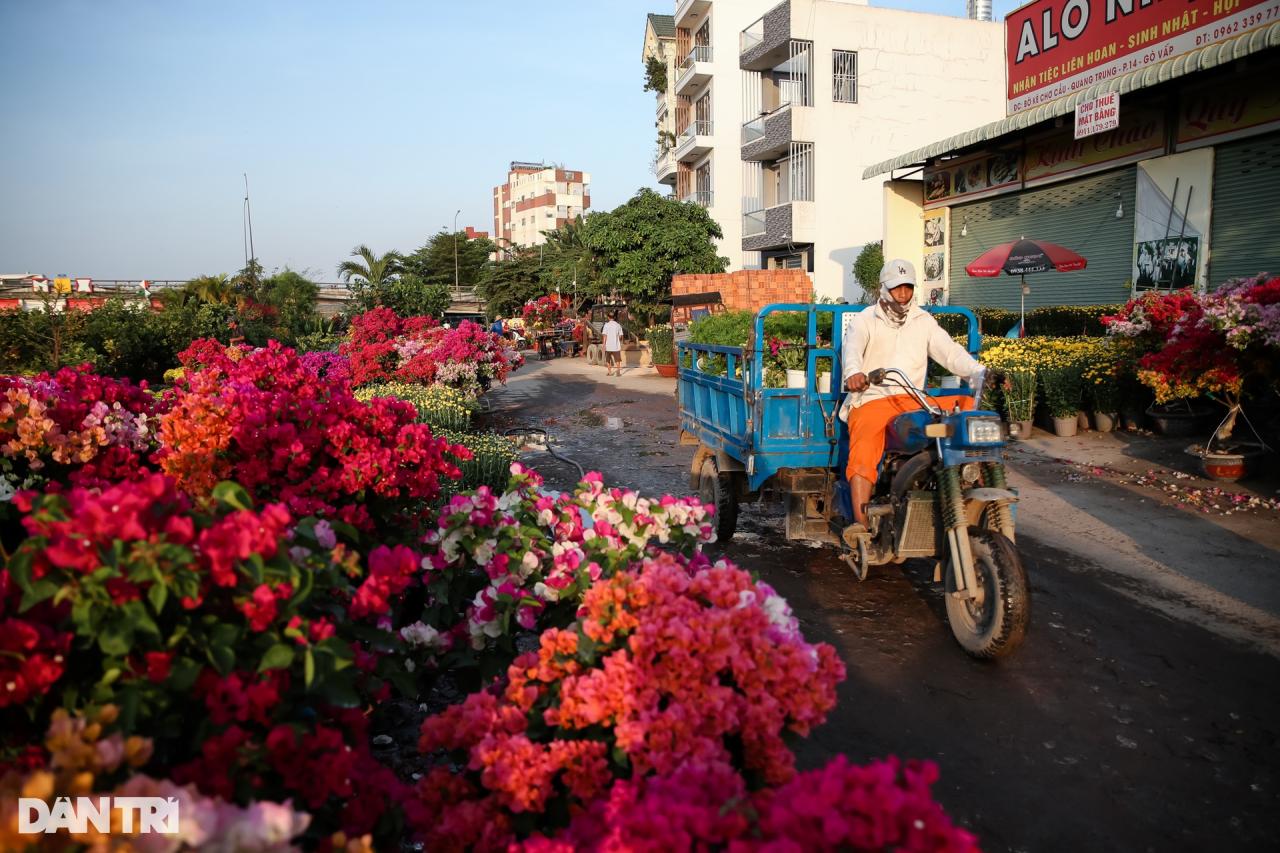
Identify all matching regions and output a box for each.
[486,358,1280,852]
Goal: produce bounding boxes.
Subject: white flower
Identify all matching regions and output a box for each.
[472,538,497,566]
[405,658,416,673]
[400,621,443,650]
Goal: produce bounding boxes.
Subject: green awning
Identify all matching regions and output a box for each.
[863,21,1280,180]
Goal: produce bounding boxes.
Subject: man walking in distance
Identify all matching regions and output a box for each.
[601,311,624,377]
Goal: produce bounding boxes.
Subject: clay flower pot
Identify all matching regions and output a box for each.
[655,362,677,378]
[1051,415,1078,437]
[1186,442,1269,482]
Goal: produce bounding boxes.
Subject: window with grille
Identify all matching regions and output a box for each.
[833,50,857,103]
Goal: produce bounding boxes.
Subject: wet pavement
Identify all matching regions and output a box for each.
[483,356,1280,853]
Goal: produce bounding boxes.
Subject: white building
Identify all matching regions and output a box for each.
[662,0,1006,300]
[643,14,680,188]
[492,162,592,252]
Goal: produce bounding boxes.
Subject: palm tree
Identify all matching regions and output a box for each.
[174,273,237,307]
[337,244,404,285]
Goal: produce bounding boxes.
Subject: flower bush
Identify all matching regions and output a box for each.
[3,474,425,845]
[435,429,517,495]
[0,706,316,852]
[522,295,565,331]
[646,324,674,365]
[340,309,523,397]
[157,339,467,535]
[414,552,846,850]
[415,464,715,676]
[1,366,162,498]
[520,755,979,852]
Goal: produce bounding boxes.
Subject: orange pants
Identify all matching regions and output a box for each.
[845,394,974,485]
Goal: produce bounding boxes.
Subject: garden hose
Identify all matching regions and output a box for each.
[502,426,586,480]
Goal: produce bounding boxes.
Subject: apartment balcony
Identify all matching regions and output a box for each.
[740,104,795,162]
[674,119,714,163]
[740,2,791,70]
[683,190,713,207]
[675,0,710,29]
[655,150,677,185]
[741,201,814,251]
[675,45,713,95]
[656,92,668,118]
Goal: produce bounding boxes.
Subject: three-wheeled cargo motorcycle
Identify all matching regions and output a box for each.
[677,303,1029,658]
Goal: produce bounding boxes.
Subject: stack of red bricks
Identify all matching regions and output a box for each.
[672,269,811,313]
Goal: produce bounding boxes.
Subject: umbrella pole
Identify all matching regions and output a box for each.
[1020,273,1026,336]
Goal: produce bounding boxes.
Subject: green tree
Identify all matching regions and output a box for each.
[853,241,884,300]
[643,55,667,93]
[476,246,550,321]
[583,188,727,321]
[539,217,597,312]
[380,275,452,319]
[337,244,404,286]
[401,231,496,291]
[257,269,320,343]
[175,273,237,307]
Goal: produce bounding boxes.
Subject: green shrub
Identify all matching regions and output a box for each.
[941,304,1123,338]
[647,324,674,364]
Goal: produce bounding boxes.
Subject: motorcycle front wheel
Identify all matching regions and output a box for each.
[944,527,1030,659]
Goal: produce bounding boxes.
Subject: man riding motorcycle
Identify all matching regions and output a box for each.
[840,258,985,534]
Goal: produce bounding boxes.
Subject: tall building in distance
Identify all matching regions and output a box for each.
[658,0,1006,300]
[492,162,591,252]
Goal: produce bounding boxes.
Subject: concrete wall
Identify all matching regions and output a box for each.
[881,179,925,301]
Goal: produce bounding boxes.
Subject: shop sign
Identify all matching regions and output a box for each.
[1177,67,1280,149]
[922,148,1022,209]
[922,210,948,306]
[1006,0,1275,115]
[1024,107,1165,186]
[1074,92,1120,139]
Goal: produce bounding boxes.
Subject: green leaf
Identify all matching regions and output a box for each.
[147,582,168,613]
[19,578,60,612]
[576,627,597,665]
[209,644,235,675]
[303,648,315,688]
[100,668,122,686]
[168,657,201,691]
[123,601,160,638]
[211,481,254,511]
[258,644,296,672]
[98,625,132,657]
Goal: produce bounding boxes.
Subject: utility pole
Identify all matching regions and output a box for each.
[453,209,461,291]
[243,174,256,265]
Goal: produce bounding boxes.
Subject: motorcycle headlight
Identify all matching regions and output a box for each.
[965,417,1004,444]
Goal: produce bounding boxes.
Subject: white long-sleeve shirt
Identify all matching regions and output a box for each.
[838,303,983,422]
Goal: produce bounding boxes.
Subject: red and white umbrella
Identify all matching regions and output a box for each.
[965,237,1087,336]
[965,238,1087,277]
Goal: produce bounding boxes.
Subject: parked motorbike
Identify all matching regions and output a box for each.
[841,367,1030,658]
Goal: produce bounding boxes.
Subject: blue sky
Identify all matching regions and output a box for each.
[0,1,1023,281]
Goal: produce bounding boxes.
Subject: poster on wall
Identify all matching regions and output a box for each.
[1132,149,1214,293]
[923,148,1021,209]
[922,210,948,305]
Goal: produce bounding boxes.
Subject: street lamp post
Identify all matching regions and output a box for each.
[453,209,461,291]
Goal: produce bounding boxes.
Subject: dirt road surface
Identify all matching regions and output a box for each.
[486,357,1280,853]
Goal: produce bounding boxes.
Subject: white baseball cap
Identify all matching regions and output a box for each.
[879,258,917,289]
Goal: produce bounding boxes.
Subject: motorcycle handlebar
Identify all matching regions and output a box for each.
[867,368,887,385]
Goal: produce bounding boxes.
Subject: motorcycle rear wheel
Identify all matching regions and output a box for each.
[944,527,1029,659]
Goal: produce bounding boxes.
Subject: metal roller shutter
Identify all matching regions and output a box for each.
[1209,133,1280,284]
[948,168,1136,310]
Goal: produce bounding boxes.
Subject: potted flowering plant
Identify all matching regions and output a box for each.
[647,324,676,377]
[1082,345,1123,432]
[767,336,808,388]
[1040,365,1083,436]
